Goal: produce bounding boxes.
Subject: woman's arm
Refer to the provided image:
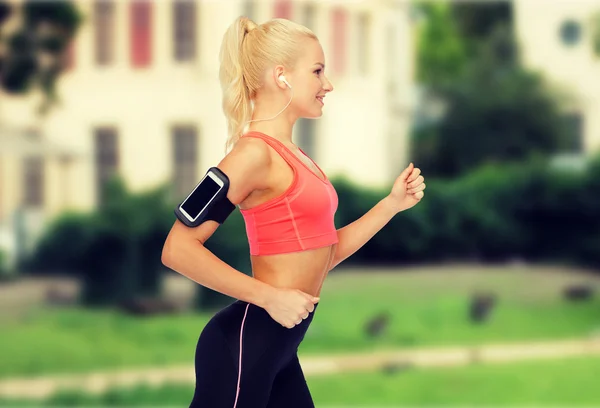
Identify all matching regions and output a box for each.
[328,163,425,271]
[163,229,275,307]
[161,138,275,308]
[328,196,398,271]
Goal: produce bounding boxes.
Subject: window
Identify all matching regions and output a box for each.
[560,19,582,47]
[130,0,153,67]
[22,131,45,208]
[172,125,198,200]
[94,127,119,205]
[591,12,600,57]
[242,0,255,20]
[23,157,44,208]
[385,23,396,93]
[94,0,114,65]
[173,0,196,62]
[301,3,316,31]
[563,113,584,153]
[63,41,76,71]
[296,118,316,159]
[356,12,370,75]
[331,8,347,75]
[274,0,292,19]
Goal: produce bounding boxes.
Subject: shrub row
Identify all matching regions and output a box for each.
[27,155,600,307]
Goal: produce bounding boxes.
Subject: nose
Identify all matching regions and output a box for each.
[322,76,334,93]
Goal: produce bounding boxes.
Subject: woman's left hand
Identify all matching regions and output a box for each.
[385,163,426,213]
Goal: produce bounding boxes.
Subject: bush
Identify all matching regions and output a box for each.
[330,154,600,270]
[29,174,249,310]
[28,155,600,308]
[0,247,12,281]
[29,176,174,306]
[27,211,95,276]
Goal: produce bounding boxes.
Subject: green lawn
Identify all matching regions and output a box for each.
[2,355,600,406]
[307,355,600,405]
[1,265,599,378]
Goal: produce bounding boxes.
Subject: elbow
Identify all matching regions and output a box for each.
[161,235,176,268]
[161,243,172,268]
[161,233,204,268]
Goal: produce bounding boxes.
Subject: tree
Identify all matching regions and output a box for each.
[0,1,82,114]
[412,2,573,178]
[415,0,514,87]
[415,2,468,88]
[451,1,513,46]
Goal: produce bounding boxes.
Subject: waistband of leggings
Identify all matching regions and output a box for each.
[234,299,320,308]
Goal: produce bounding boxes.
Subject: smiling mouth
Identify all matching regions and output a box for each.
[316,96,324,105]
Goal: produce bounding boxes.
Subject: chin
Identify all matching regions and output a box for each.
[302,108,323,119]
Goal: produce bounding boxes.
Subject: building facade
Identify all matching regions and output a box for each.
[0,0,416,269]
[514,0,600,155]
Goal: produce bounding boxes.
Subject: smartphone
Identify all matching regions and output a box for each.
[178,170,225,223]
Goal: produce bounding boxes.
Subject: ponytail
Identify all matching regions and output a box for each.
[218,17,317,153]
[219,16,256,153]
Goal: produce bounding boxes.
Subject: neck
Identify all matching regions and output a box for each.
[246,98,296,144]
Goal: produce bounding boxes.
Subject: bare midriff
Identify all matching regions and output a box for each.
[250,245,336,298]
[238,141,337,298]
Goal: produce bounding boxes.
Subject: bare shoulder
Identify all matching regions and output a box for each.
[164,136,272,248]
[216,136,272,204]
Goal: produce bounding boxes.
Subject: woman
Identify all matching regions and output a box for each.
[161,16,426,408]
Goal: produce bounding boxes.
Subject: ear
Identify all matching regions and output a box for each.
[273,65,287,89]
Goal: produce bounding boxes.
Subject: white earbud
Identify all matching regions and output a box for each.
[246,74,294,126]
[278,74,291,89]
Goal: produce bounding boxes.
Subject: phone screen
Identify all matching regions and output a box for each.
[181,175,222,220]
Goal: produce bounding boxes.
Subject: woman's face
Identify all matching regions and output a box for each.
[288,38,334,119]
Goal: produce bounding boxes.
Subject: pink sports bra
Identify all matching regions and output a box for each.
[239,131,339,256]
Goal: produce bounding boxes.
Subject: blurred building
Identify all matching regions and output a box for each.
[514,0,600,157]
[0,0,416,269]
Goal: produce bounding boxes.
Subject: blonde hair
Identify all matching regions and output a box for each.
[219,16,317,152]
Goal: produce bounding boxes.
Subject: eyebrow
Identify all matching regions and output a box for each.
[314,62,325,68]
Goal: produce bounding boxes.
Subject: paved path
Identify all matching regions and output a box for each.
[1,337,600,400]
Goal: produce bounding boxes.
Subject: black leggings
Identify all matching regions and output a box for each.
[190,299,318,408]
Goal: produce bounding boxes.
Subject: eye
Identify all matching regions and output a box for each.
[314,69,322,75]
